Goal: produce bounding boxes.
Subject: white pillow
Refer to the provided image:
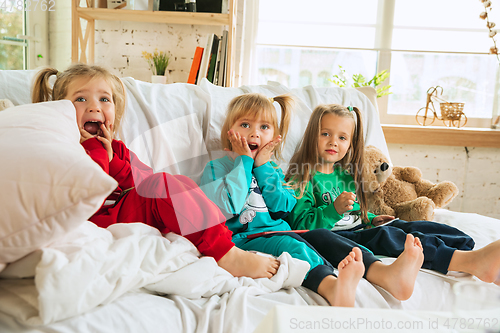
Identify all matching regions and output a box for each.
[0,70,37,106]
[0,100,118,270]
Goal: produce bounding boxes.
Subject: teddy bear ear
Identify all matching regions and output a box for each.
[0,99,15,111]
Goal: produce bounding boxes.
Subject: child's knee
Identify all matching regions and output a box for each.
[135,173,168,198]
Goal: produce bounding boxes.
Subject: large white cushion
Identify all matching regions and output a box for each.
[0,70,36,106]
[0,100,117,270]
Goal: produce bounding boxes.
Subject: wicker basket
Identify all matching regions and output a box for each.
[440,102,465,121]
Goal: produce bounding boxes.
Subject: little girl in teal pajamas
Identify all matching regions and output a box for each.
[200,93,365,307]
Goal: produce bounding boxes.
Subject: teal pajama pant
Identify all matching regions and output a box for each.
[237,233,335,292]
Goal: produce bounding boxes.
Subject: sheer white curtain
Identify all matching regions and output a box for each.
[235,0,260,86]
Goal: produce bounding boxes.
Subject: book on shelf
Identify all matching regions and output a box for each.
[217,30,228,87]
[206,34,220,84]
[187,47,204,84]
[197,33,215,85]
[212,38,222,86]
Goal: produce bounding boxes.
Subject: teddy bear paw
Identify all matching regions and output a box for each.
[395,197,435,222]
[427,181,459,208]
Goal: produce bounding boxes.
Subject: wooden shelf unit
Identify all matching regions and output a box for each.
[72,0,236,86]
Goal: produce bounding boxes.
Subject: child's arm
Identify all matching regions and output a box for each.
[200,155,254,215]
[82,138,153,190]
[253,162,296,220]
[285,181,345,230]
[108,141,153,189]
[287,185,378,230]
[81,138,112,174]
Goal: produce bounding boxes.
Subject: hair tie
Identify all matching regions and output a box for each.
[269,97,274,103]
[347,106,353,112]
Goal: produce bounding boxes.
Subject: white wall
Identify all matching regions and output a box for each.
[94,20,224,83]
[48,1,71,70]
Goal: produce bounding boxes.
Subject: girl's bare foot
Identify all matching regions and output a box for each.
[319,247,365,307]
[450,239,500,285]
[368,234,424,301]
[217,246,280,278]
[333,247,365,307]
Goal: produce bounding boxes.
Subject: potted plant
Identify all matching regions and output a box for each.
[142,49,171,84]
[329,65,392,98]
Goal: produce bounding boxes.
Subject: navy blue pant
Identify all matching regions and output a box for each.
[301,229,381,279]
[336,219,475,274]
[244,230,380,293]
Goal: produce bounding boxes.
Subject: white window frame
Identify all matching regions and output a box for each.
[26,8,49,69]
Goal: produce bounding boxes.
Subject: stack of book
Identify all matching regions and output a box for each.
[187,31,229,86]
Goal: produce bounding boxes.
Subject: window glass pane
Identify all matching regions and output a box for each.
[259,0,378,25]
[392,30,490,53]
[257,0,378,48]
[393,0,493,53]
[388,52,497,119]
[255,46,377,89]
[257,23,376,48]
[0,1,25,70]
[394,0,486,29]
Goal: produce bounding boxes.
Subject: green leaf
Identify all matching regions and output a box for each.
[331,66,392,98]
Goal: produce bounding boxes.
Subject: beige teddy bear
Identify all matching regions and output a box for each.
[0,99,15,111]
[363,145,459,222]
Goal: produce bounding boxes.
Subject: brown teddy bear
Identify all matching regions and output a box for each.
[363,145,459,222]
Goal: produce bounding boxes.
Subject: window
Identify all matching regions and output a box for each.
[0,1,48,70]
[252,0,499,128]
[0,1,25,69]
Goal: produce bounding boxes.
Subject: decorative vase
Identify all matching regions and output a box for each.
[151,74,167,84]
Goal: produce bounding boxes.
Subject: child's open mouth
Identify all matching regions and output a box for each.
[84,121,102,135]
[248,143,259,152]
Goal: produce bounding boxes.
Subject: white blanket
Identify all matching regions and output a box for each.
[0,222,309,325]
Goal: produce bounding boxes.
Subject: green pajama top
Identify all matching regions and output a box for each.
[286,166,377,231]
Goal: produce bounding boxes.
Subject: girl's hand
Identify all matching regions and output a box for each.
[371,215,395,227]
[79,128,94,144]
[225,129,252,158]
[254,135,281,168]
[80,122,113,162]
[333,191,356,215]
[96,121,114,162]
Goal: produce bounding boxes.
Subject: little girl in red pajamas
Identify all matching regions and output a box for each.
[32,63,279,279]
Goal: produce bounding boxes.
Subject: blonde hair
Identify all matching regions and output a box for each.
[285,104,368,222]
[220,93,294,161]
[32,63,126,137]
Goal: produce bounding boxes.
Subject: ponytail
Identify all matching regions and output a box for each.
[350,106,368,223]
[272,94,294,161]
[32,67,58,103]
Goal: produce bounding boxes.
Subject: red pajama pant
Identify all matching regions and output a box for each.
[90,173,234,261]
